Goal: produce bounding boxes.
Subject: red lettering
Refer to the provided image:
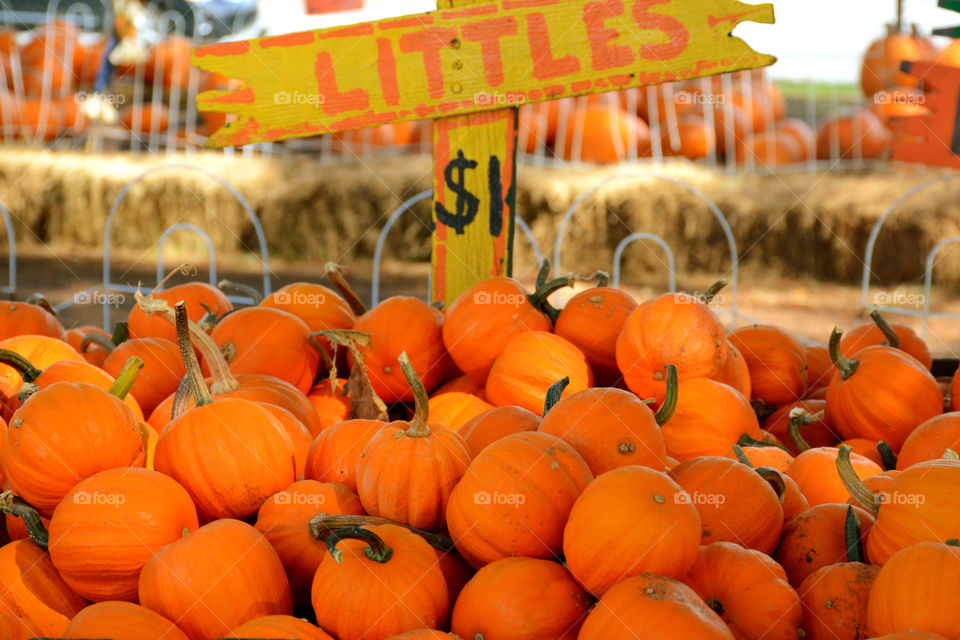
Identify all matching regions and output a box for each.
[583,0,634,70]
[526,12,580,79]
[400,28,458,100]
[376,38,400,106]
[462,17,517,88]
[632,0,689,61]
[314,51,369,115]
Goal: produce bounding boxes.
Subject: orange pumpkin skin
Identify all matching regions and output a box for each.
[0,613,39,640]
[616,292,728,405]
[661,378,761,461]
[786,447,882,507]
[62,601,189,640]
[450,557,589,640]
[728,324,807,407]
[774,503,876,588]
[260,282,355,355]
[48,467,199,602]
[66,325,109,366]
[0,539,87,636]
[2,382,144,517]
[841,322,932,370]
[442,277,553,383]
[0,301,64,340]
[4,512,49,541]
[579,573,735,639]
[306,379,352,433]
[0,335,83,404]
[352,297,449,403]
[866,634,948,640]
[861,31,922,96]
[427,392,493,432]
[485,331,593,413]
[563,465,701,597]
[716,341,752,398]
[210,307,320,394]
[102,338,185,416]
[432,374,486,400]
[153,397,297,521]
[867,542,960,637]
[447,432,593,568]
[669,457,784,554]
[815,108,892,160]
[683,542,801,640]
[865,458,960,565]
[224,615,333,640]
[780,474,811,524]
[303,419,385,492]
[804,345,833,396]
[312,524,449,640]
[127,282,231,342]
[554,286,637,386]
[260,404,313,478]
[733,444,794,472]
[798,562,879,640]
[763,400,839,454]
[897,413,960,469]
[384,632,460,640]
[538,387,667,474]
[9,359,143,419]
[456,405,540,458]
[842,438,885,467]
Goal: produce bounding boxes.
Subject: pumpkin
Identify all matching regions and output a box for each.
[139,519,291,640]
[785,445,882,507]
[732,90,773,133]
[48,467,199,602]
[866,634,948,640]
[662,113,716,159]
[578,573,734,639]
[682,542,802,640]
[716,341,752,398]
[442,275,566,382]
[728,324,807,408]
[260,404,313,478]
[143,36,193,90]
[485,331,593,413]
[764,400,839,454]
[101,338,185,416]
[306,379,352,433]
[537,381,671,474]
[224,615,333,639]
[616,291,728,404]
[62,601,189,640]
[815,108,891,160]
[897,413,960,469]
[861,26,922,96]
[261,283,356,363]
[447,431,593,568]
[553,280,637,386]
[661,377,761,461]
[456,405,540,458]
[384,632,460,640]
[559,103,651,163]
[707,101,750,156]
[799,560,879,640]
[127,281,231,342]
[0,613,39,640]
[0,539,87,636]
[2,382,144,517]
[669,456,784,554]
[732,442,794,472]
[775,118,816,161]
[737,131,801,166]
[777,472,810,524]
[842,438,886,468]
[563,465,701,596]
[804,344,833,396]
[450,557,590,640]
[119,103,169,133]
[312,525,448,640]
[427,391,493,432]
[66,325,110,367]
[432,374,486,399]
[4,512,49,542]
[870,87,929,129]
[0,302,64,340]
[356,353,471,530]
[866,542,960,637]
[304,418,385,492]
[517,99,565,152]
[19,22,81,96]
[0,335,82,404]
[841,311,932,370]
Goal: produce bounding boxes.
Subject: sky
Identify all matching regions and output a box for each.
[254,0,960,84]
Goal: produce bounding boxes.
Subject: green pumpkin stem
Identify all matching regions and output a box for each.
[755,467,788,503]
[217,279,263,305]
[80,332,116,355]
[110,321,129,346]
[592,270,610,287]
[836,444,880,516]
[310,513,456,553]
[324,262,366,316]
[877,440,898,471]
[701,278,728,304]
[535,260,551,289]
[786,408,823,453]
[308,333,336,372]
[869,309,901,349]
[829,327,858,380]
[171,376,193,421]
[325,526,393,564]
[654,364,678,426]
[732,444,754,468]
[175,302,213,407]
[947,538,960,547]
[399,351,430,438]
[0,491,48,549]
[542,377,570,417]
[107,356,143,400]
[0,349,43,383]
[736,433,793,453]
[844,505,865,563]
[25,293,58,317]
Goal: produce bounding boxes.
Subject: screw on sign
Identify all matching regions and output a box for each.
[191,0,775,303]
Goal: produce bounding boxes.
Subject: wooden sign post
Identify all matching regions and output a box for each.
[192,0,775,303]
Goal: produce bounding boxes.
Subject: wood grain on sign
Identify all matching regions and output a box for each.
[889,60,960,168]
[193,0,776,148]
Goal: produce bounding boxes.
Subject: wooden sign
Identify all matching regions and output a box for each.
[193,0,775,303]
[889,60,960,168]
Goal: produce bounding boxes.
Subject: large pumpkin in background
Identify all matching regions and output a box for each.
[860,26,922,96]
[559,103,651,163]
[816,108,891,160]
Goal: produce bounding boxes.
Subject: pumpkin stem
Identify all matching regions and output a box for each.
[877,440,898,471]
[25,293,57,317]
[588,270,609,287]
[535,259,551,289]
[844,504,865,564]
[431,300,445,310]
[310,513,456,553]
[786,408,822,453]
[107,356,143,400]
[706,597,724,616]
[701,278,728,304]
[869,309,901,349]
[0,349,43,383]
[307,333,336,372]
[134,286,239,394]
[542,377,569,417]
[829,327,859,380]
[836,444,880,516]
[947,538,960,547]
[325,526,393,564]
[399,351,431,438]
[0,490,48,549]
[324,262,366,316]
[110,321,129,346]
[654,364,678,426]
[171,375,193,421]
[528,275,574,318]
[80,332,116,355]
[175,301,213,407]
[17,383,38,405]
[736,433,793,453]
[731,444,754,468]
[314,330,388,421]
[217,279,262,305]
[755,467,787,503]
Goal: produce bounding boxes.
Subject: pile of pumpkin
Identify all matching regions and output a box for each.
[0,263,956,639]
